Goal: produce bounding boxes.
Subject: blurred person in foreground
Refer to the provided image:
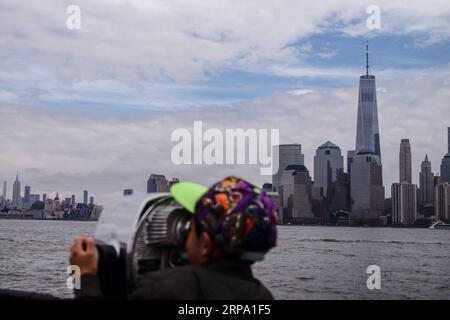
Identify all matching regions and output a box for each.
[70,176,278,299]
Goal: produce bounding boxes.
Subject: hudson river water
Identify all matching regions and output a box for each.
[0,220,449,299]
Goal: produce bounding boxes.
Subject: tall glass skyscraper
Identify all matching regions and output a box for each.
[419,154,434,206]
[355,43,381,158]
[349,43,384,222]
[12,172,21,209]
[399,139,412,183]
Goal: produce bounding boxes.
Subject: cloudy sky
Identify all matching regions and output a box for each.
[0,0,449,204]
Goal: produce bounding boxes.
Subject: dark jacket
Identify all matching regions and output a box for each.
[76,258,273,300]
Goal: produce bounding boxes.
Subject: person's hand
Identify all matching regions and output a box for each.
[70,237,98,276]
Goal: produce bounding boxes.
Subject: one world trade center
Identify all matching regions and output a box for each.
[355,42,381,158]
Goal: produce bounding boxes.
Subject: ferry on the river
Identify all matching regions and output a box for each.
[429,221,450,230]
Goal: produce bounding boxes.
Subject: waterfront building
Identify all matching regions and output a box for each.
[419,154,434,206]
[392,182,418,225]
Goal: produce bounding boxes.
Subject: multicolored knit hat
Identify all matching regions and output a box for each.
[171,176,278,261]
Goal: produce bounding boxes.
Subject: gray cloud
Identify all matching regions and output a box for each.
[1,0,450,83]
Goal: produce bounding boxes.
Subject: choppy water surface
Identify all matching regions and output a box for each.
[0,220,449,299]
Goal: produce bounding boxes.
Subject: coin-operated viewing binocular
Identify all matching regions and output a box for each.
[94,192,192,299]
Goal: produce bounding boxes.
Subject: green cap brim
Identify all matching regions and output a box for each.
[170,182,208,213]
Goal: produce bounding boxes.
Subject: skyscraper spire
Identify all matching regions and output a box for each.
[447,127,450,153]
[12,172,21,209]
[399,139,412,183]
[366,41,369,76]
[420,153,434,206]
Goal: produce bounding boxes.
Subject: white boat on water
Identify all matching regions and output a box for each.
[429,221,450,230]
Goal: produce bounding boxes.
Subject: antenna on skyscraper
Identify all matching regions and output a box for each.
[366,41,369,76]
